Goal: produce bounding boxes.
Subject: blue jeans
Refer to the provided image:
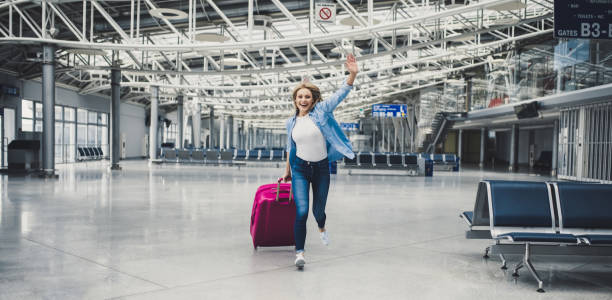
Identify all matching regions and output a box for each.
[290,155,330,252]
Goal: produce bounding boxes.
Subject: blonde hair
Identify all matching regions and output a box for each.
[291,83,321,115]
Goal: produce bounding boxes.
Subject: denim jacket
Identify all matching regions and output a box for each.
[286,81,355,163]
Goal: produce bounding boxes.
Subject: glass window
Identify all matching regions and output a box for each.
[100,126,108,146]
[55,122,63,144]
[22,119,33,132]
[22,100,33,119]
[88,112,97,124]
[64,107,75,121]
[35,122,43,132]
[65,123,76,162]
[55,106,63,120]
[87,125,97,144]
[100,113,107,125]
[77,109,87,123]
[35,103,43,119]
[55,144,63,163]
[77,124,86,145]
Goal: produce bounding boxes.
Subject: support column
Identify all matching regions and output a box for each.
[41,44,56,177]
[110,67,121,170]
[208,106,214,149]
[479,127,486,168]
[457,129,463,165]
[382,118,385,152]
[193,103,202,148]
[219,114,225,150]
[551,120,559,177]
[247,123,252,149]
[149,86,159,160]
[189,115,194,147]
[372,120,377,152]
[401,118,406,153]
[229,116,235,149]
[177,94,184,149]
[410,105,417,153]
[466,77,473,112]
[509,124,519,172]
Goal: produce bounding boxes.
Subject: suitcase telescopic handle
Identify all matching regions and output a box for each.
[275,178,293,203]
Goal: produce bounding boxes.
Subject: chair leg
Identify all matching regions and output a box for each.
[512,260,523,277]
[483,246,490,259]
[524,243,545,293]
[499,253,508,270]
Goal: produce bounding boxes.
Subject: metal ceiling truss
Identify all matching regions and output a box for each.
[0,0,554,128]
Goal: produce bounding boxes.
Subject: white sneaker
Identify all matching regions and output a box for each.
[320,231,329,246]
[295,252,305,268]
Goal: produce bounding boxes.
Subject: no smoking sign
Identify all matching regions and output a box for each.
[315,3,336,23]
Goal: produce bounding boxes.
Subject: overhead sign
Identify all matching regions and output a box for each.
[554,0,612,39]
[340,122,359,131]
[372,104,408,118]
[315,3,336,23]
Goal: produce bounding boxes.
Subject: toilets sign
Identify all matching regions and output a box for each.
[554,0,612,39]
[371,104,408,118]
[315,3,336,23]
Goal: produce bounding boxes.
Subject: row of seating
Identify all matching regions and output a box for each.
[418,153,459,171]
[160,148,460,172]
[234,149,285,161]
[161,149,285,163]
[461,180,612,292]
[344,152,419,170]
[77,146,105,161]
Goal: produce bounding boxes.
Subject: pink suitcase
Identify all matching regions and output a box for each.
[250,179,295,249]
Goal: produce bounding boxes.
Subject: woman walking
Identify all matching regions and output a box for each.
[282,54,359,268]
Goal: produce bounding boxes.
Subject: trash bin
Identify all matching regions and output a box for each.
[424,159,433,177]
[329,161,337,174]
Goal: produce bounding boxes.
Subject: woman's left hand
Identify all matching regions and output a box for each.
[345,54,359,75]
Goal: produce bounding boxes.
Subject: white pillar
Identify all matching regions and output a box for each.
[149,86,159,160]
[193,103,201,148]
[220,114,225,150]
[176,95,184,149]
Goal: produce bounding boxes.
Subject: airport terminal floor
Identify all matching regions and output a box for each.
[1,162,611,299]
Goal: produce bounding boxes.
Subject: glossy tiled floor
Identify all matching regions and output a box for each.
[1,161,611,299]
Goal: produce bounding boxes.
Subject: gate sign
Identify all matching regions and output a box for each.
[315,3,336,23]
[340,122,359,131]
[372,104,408,118]
[554,0,612,39]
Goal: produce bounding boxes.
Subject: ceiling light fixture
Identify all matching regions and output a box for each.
[194,32,230,43]
[149,8,188,20]
[486,1,527,11]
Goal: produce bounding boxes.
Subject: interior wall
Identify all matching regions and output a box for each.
[443,131,457,153]
[534,128,554,159]
[494,130,511,163]
[121,103,146,159]
[489,127,554,167]
[461,130,482,164]
[1,73,147,160]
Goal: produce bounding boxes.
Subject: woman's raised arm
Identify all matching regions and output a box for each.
[318,54,359,112]
[345,54,358,86]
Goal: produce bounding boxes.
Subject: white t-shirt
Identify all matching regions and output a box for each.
[292,115,327,162]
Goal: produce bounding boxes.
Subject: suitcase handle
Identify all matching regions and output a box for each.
[275,178,293,203]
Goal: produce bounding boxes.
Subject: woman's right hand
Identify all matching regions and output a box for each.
[281,172,292,182]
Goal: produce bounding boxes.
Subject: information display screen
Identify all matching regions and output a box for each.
[554,0,612,40]
[371,104,408,118]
